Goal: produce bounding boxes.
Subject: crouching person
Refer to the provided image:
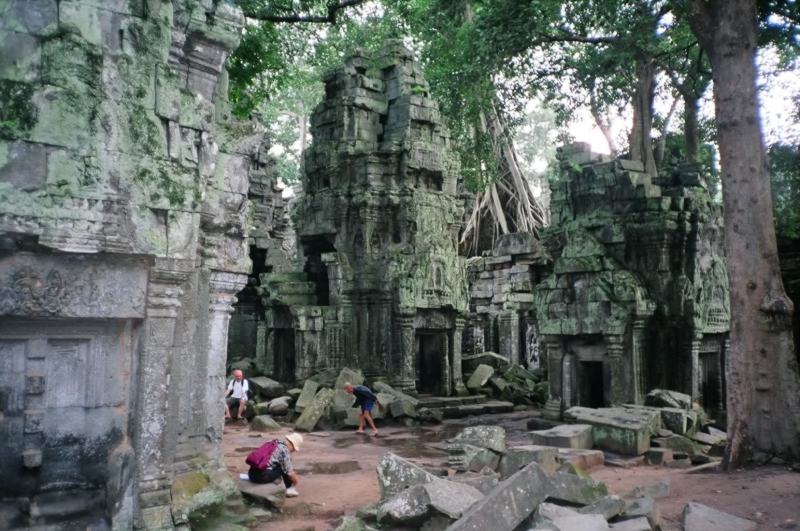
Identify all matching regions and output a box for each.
[246,433,303,497]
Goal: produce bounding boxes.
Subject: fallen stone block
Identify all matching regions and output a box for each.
[445,463,555,531]
[294,388,335,432]
[625,479,670,500]
[295,380,319,413]
[497,445,559,478]
[552,514,610,531]
[547,471,608,506]
[267,396,292,416]
[249,376,284,399]
[619,497,659,529]
[538,502,578,521]
[461,352,512,373]
[447,443,499,472]
[389,397,418,418]
[334,367,364,390]
[377,479,484,526]
[238,480,285,510]
[334,515,366,531]
[530,424,593,449]
[689,430,724,446]
[377,452,437,500]
[250,415,282,432]
[556,461,591,477]
[609,517,651,531]
[421,515,456,531]
[659,407,688,435]
[450,426,506,453]
[565,407,657,456]
[557,448,605,470]
[527,417,564,431]
[579,495,626,520]
[448,473,499,495]
[682,502,757,531]
[645,389,691,411]
[286,388,303,401]
[466,364,494,391]
[374,381,420,406]
[418,407,444,423]
[645,448,673,466]
[356,502,380,523]
[650,435,702,454]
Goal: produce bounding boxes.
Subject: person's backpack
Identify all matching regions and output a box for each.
[245,440,280,470]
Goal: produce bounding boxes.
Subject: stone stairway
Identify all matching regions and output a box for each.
[417,395,514,419]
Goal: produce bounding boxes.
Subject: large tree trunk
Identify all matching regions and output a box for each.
[688,0,800,467]
[629,54,657,175]
[683,91,700,163]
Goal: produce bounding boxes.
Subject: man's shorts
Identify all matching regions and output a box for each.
[361,400,374,412]
[226,396,243,409]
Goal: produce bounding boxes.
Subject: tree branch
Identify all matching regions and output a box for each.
[533,31,618,45]
[241,0,365,24]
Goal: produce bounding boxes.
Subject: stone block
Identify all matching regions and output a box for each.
[609,517,651,531]
[377,479,483,527]
[334,367,364,389]
[295,380,319,412]
[682,502,757,531]
[334,515,367,531]
[377,452,437,500]
[579,495,626,520]
[389,397,418,418]
[267,396,292,416]
[294,388,335,432]
[497,445,559,478]
[250,416,281,433]
[248,376,284,399]
[547,471,608,506]
[238,480,285,510]
[565,407,656,456]
[625,479,670,500]
[450,426,506,454]
[650,435,702,454]
[619,497,659,529]
[551,514,610,531]
[448,473,499,495]
[447,444,500,472]
[466,364,494,390]
[530,424,593,449]
[645,448,673,466]
[644,389,691,411]
[446,463,555,531]
[461,352,511,374]
[659,407,688,434]
[557,448,605,470]
[373,381,419,406]
[538,502,578,521]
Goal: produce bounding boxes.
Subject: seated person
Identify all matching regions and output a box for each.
[225,369,250,420]
[247,433,303,497]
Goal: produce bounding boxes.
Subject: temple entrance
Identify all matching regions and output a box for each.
[415,332,446,394]
[273,329,296,382]
[578,361,605,408]
[699,335,724,412]
[300,235,336,306]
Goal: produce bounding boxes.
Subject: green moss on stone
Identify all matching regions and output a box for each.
[0,80,38,139]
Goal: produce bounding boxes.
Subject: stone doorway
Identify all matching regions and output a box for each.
[273,329,296,382]
[415,332,447,394]
[699,335,725,413]
[578,361,605,408]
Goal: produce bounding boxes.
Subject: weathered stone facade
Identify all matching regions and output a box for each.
[0,1,258,529]
[257,43,469,395]
[534,143,730,420]
[464,233,550,369]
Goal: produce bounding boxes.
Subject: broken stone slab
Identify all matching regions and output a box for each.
[547,471,608,506]
[250,415,282,432]
[466,364,494,391]
[377,452,437,500]
[645,448,673,466]
[556,461,591,477]
[267,396,292,416]
[551,514,610,531]
[624,479,670,500]
[445,463,555,531]
[618,497,659,529]
[332,389,357,413]
[421,515,456,531]
[447,443,500,472]
[249,376,284,399]
[286,388,303,401]
[497,445,559,478]
[565,407,657,456]
[450,426,506,454]
[461,352,512,374]
[374,381,419,406]
[608,517,651,531]
[682,503,757,531]
[706,426,727,440]
[389,397,418,418]
[356,502,380,523]
[658,407,689,435]
[448,473,499,495]
[579,495,626,520]
[644,389,691,411]
[295,380,319,413]
[689,430,724,446]
[557,448,605,470]
[377,479,484,526]
[294,388,335,432]
[650,435,703,454]
[530,424,593,449]
[334,367,364,390]
[334,516,366,531]
[238,480,285,510]
[371,393,394,420]
[418,407,444,423]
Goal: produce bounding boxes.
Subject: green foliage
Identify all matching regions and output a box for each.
[0,80,37,139]
[769,143,800,238]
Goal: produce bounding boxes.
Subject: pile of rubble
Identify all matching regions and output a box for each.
[324,425,758,531]
[461,354,549,406]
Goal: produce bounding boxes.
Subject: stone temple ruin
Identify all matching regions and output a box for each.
[534,144,730,419]
[0,1,745,528]
[255,43,469,396]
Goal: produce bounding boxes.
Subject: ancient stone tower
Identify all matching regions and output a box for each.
[0,1,271,529]
[258,43,469,395]
[534,143,730,419]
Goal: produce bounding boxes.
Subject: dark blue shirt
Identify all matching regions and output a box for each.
[353,385,377,405]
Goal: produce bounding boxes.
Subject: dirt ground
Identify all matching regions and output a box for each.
[222,411,800,531]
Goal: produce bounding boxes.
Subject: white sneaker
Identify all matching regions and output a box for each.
[285,487,299,497]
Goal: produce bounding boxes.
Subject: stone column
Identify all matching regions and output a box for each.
[204,272,246,479]
[632,319,648,404]
[441,332,451,396]
[484,314,496,353]
[562,352,575,410]
[524,315,540,369]
[255,319,270,375]
[451,316,468,396]
[543,336,564,420]
[392,315,416,393]
[605,334,627,406]
[686,331,702,403]
[137,259,190,530]
[498,310,520,365]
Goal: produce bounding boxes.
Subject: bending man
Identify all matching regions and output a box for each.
[248,433,303,497]
[344,382,380,436]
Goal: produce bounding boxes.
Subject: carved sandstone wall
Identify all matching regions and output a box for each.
[0,1,259,529]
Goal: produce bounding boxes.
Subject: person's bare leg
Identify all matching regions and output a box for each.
[225,403,232,419]
[356,411,365,433]
[238,401,246,419]
[365,411,378,435]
